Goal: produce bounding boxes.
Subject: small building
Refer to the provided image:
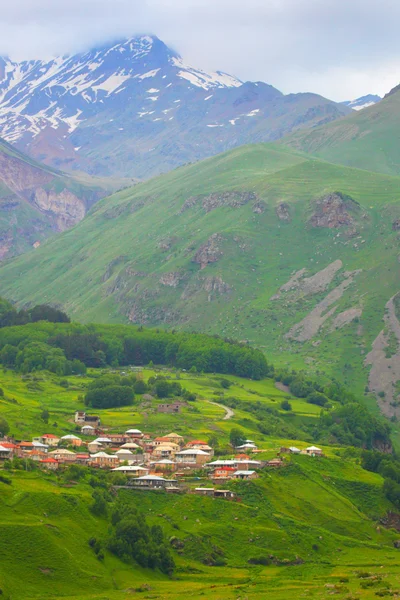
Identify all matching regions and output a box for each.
[108,434,127,445]
[120,442,140,450]
[81,425,95,435]
[175,449,210,467]
[49,449,77,463]
[93,437,113,447]
[60,435,82,447]
[88,441,102,454]
[151,459,176,473]
[157,402,184,414]
[0,445,12,461]
[39,458,59,471]
[163,432,185,445]
[214,490,236,499]
[289,446,301,454]
[74,411,100,428]
[266,458,285,468]
[40,434,60,447]
[212,467,236,480]
[89,452,119,468]
[112,465,149,477]
[233,470,258,480]
[133,475,168,488]
[152,443,180,459]
[304,446,323,456]
[75,454,90,464]
[195,487,215,497]
[125,429,143,439]
[236,443,258,452]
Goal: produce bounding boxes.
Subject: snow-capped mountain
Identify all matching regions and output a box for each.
[342,94,382,111]
[0,36,351,178]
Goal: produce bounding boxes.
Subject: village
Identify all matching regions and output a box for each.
[0,410,324,497]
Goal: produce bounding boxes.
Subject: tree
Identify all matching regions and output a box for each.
[41,408,49,424]
[280,399,292,411]
[85,385,134,409]
[229,428,246,448]
[0,417,9,436]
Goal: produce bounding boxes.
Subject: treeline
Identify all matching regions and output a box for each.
[0,321,270,379]
[0,297,69,328]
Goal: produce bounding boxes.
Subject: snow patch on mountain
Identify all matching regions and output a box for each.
[342,94,382,111]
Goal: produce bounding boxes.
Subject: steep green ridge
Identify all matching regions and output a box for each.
[2,143,400,415]
[280,88,400,176]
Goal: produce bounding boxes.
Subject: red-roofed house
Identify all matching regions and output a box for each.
[39,434,60,447]
[212,467,236,481]
[39,458,59,471]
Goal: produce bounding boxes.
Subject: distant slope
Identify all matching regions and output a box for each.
[0,35,351,178]
[3,143,400,415]
[281,87,400,176]
[342,94,381,111]
[0,137,112,259]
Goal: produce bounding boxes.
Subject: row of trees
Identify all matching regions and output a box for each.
[0,320,271,379]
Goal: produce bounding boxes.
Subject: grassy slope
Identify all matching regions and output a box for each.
[1,367,400,599]
[1,144,400,400]
[279,89,400,176]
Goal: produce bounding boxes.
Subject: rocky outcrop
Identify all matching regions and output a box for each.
[272,260,343,300]
[309,192,358,229]
[181,191,258,214]
[331,307,362,331]
[393,219,400,231]
[102,256,128,282]
[276,202,291,222]
[253,200,267,214]
[32,188,86,231]
[286,271,360,342]
[203,276,231,300]
[159,272,183,287]
[193,234,223,269]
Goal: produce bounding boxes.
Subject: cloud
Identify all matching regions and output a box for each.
[1,0,399,100]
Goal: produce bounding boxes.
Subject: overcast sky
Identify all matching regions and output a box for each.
[1,0,399,101]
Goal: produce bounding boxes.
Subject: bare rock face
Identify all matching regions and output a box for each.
[159,272,183,287]
[193,234,223,269]
[309,192,358,229]
[276,202,291,222]
[181,191,257,214]
[32,188,86,231]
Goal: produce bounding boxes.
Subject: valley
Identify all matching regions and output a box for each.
[0,14,399,600]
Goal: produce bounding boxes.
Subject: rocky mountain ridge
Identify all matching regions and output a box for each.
[0,35,351,178]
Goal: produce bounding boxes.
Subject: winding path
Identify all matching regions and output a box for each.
[207,400,234,420]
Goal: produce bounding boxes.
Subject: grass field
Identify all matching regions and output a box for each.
[0,366,317,445]
[1,456,400,599]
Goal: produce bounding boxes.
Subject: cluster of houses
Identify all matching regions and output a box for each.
[0,410,324,491]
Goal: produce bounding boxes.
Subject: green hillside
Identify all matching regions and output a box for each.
[1,361,400,600]
[2,143,400,416]
[280,88,400,176]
